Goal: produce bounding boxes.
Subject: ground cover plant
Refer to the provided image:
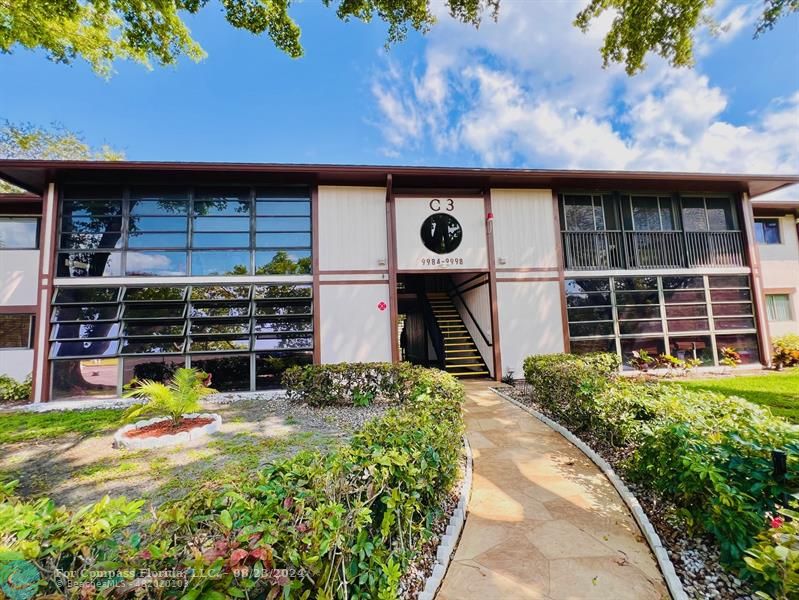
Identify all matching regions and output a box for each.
[0,364,465,599]
[0,374,31,404]
[522,353,799,598]
[0,408,123,445]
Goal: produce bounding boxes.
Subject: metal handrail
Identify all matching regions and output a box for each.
[448,283,493,347]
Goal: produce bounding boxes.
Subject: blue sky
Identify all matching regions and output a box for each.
[1,1,797,175]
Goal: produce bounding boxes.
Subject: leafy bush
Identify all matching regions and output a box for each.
[744,504,799,599]
[123,367,216,425]
[523,352,799,570]
[0,365,465,598]
[283,362,427,407]
[773,334,799,370]
[0,373,31,403]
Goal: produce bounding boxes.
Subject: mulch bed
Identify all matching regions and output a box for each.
[125,417,214,439]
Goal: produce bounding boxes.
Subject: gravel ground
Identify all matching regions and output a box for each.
[504,383,756,600]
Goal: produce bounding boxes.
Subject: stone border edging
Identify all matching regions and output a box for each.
[113,413,222,450]
[489,387,688,600]
[417,435,473,600]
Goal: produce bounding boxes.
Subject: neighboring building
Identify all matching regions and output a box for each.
[0,160,796,402]
[752,200,799,341]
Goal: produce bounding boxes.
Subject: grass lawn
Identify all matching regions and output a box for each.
[0,408,124,444]
[675,368,799,423]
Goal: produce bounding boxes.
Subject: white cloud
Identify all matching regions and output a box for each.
[369,0,799,177]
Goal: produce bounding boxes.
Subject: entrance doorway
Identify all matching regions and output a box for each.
[397,274,492,378]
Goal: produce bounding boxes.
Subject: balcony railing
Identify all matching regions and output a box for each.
[562,230,745,270]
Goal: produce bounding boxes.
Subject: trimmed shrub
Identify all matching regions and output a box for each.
[0,365,465,599]
[773,334,799,370]
[0,374,32,403]
[523,353,799,572]
[744,504,799,599]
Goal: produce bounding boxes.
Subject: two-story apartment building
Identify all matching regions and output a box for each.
[0,160,796,402]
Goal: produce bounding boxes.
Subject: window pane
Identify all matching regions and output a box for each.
[710,289,751,302]
[665,304,707,318]
[124,287,186,301]
[126,251,187,276]
[190,320,250,335]
[619,320,662,335]
[563,195,598,231]
[614,277,658,291]
[52,322,120,340]
[57,252,122,277]
[256,217,311,231]
[568,321,614,337]
[192,232,250,248]
[60,233,123,250]
[566,292,612,308]
[620,337,665,367]
[190,303,249,318]
[127,233,187,248]
[631,197,662,231]
[51,340,119,358]
[0,218,38,249]
[190,338,250,352]
[129,216,188,232]
[663,289,706,303]
[62,199,122,217]
[52,359,118,400]
[716,334,759,364]
[53,305,119,321]
[617,305,661,319]
[190,355,250,391]
[124,322,185,336]
[614,291,659,305]
[766,294,792,321]
[708,275,749,288]
[755,219,781,244]
[255,301,312,316]
[681,198,707,231]
[254,335,313,350]
[193,196,250,216]
[255,250,311,275]
[124,304,185,319]
[667,319,709,332]
[0,315,31,348]
[121,339,185,354]
[567,307,613,322]
[715,317,756,330]
[706,197,734,231]
[129,198,188,215]
[255,232,311,248]
[570,338,617,355]
[123,356,185,386]
[193,217,250,232]
[62,216,123,235]
[190,286,251,300]
[712,302,752,316]
[256,201,310,216]
[254,284,312,299]
[662,276,704,290]
[565,279,611,293]
[254,318,312,333]
[255,352,312,390]
[191,251,250,275]
[668,336,714,365]
[54,287,120,304]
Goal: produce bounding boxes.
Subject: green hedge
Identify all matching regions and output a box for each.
[524,353,799,592]
[282,362,426,407]
[0,366,465,599]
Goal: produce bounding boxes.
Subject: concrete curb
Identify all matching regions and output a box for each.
[490,387,688,600]
[113,413,222,450]
[417,434,473,600]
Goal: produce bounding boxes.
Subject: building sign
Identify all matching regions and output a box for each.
[395,196,487,271]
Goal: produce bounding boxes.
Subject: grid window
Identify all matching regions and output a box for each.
[0,218,39,249]
[755,219,781,244]
[0,315,33,349]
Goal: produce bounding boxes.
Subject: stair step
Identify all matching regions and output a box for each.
[446,348,480,353]
[448,371,490,377]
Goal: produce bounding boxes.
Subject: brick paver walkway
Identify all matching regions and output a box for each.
[438,381,669,600]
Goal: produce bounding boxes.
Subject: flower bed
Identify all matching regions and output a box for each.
[112,412,222,449]
[0,365,465,599]
[519,352,799,599]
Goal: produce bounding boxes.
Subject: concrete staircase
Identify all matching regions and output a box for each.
[426,292,490,378]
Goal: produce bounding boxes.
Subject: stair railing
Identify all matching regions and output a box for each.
[419,292,446,370]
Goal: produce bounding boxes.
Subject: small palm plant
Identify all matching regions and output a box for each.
[123,368,217,426]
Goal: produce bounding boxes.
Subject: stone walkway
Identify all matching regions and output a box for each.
[438,381,669,600]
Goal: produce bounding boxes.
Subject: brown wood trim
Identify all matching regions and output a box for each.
[496,267,559,273]
[311,185,321,364]
[318,269,389,275]
[393,191,484,199]
[318,280,390,286]
[0,305,37,314]
[484,189,502,381]
[497,277,560,283]
[552,191,570,353]
[386,174,400,363]
[740,192,772,365]
[763,287,796,295]
[397,268,490,274]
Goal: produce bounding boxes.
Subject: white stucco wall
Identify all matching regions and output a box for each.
[0,349,33,380]
[757,213,799,339]
[0,250,39,305]
[319,283,392,363]
[491,189,557,269]
[318,186,387,272]
[497,280,565,377]
[394,196,487,271]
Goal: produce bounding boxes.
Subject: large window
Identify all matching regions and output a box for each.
[0,218,39,249]
[766,294,792,321]
[681,196,736,231]
[566,274,759,367]
[0,314,33,349]
[57,185,312,277]
[50,283,313,397]
[754,218,781,244]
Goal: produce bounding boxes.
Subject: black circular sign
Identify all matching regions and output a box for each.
[421,213,463,254]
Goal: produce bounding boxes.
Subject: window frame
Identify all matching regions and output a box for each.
[0,216,40,250]
[754,218,782,245]
[765,293,793,322]
[0,314,34,350]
